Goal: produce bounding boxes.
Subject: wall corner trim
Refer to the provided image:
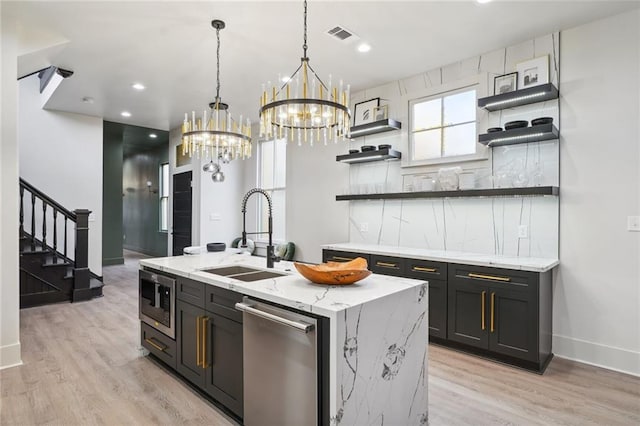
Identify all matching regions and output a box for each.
[0,342,23,370]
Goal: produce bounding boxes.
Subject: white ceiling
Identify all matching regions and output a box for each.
[7,0,639,131]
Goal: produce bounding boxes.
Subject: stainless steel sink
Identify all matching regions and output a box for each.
[200,265,287,282]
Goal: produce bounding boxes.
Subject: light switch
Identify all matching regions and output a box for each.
[88,213,96,222]
[210,213,221,221]
[628,216,640,232]
[518,225,529,239]
[360,222,369,232]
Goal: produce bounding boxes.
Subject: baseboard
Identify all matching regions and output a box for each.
[0,342,22,370]
[553,334,640,377]
[102,257,124,266]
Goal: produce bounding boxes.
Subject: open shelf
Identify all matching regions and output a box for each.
[336,186,559,201]
[479,123,559,147]
[349,118,402,138]
[336,148,401,164]
[478,83,559,111]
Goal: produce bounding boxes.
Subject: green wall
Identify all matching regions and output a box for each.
[102,122,124,265]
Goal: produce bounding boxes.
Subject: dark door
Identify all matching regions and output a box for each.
[447,279,488,349]
[428,279,447,339]
[176,300,206,387]
[172,171,192,256]
[488,287,538,362]
[204,313,244,418]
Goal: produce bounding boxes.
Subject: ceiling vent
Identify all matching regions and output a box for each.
[326,25,359,43]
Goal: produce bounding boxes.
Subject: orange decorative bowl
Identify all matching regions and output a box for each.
[294,257,372,285]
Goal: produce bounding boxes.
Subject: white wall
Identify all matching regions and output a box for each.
[556,9,640,375]
[0,3,23,369]
[18,75,103,275]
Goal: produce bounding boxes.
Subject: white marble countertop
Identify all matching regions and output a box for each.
[139,250,426,318]
[322,243,559,272]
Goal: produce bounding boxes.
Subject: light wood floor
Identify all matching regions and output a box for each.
[1,251,638,425]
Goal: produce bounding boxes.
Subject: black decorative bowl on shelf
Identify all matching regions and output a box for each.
[207,242,226,252]
[487,127,503,133]
[504,120,529,130]
[361,145,376,152]
[377,144,392,150]
[531,117,553,126]
[348,149,359,154]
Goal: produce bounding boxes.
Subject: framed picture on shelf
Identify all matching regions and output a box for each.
[494,72,518,95]
[516,55,549,89]
[353,98,380,126]
[373,105,388,121]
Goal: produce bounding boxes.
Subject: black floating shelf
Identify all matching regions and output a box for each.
[336,186,559,201]
[349,118,402,138]
[479,124,559,147]
[336,148,401,164]
[478,83,559,111]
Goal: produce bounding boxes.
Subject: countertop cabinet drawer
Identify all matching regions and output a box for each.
[141,322,177,369]
[449,263,536,291]
[370,255,405,277]
[205,285,243,323]
[405,259,448,280]
[177,277,205,308]
[322,249,370,265]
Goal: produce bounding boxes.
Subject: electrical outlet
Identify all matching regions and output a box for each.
[518,225,529,239]
[209,213,221,221]
[628,216,640,232]
[360,222,369,232]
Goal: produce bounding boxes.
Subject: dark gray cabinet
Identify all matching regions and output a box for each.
[141,322,177,369]
[322,248,553,372]
[164,278,244,419]
[322,249,370,264]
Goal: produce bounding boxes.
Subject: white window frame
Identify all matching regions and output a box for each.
[404,74,488,168]
[256,138,286,243]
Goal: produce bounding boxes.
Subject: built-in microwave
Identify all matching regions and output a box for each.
[139,269,175,339]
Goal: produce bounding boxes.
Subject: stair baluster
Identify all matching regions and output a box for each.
[53,210,58,264]
[31,193,36,249]
[64,217,68,259]
[42,202,47,250]
[19,186,24,235]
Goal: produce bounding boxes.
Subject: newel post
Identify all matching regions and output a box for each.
[72,209,91,302]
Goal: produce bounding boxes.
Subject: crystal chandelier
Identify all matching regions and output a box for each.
[259,0,351,145]
[182,20,252,161]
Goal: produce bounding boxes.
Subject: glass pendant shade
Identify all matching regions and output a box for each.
[182,19,252,161]
[259,0,351,146]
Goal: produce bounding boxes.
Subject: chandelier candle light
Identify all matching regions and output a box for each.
[259,0,351,146]
[182,20,252,161]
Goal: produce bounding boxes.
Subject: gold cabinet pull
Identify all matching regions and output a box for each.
[332,256,354,262]
[376,261,399,268]
[412,266,437,273]
[202,317,209,369]
[490,292,495,333]
[196,315,201,367]
[468,273,511,282]
[145,337,166,352]
[481,291,486,330]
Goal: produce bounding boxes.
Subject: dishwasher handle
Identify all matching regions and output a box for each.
[235,302,314,333]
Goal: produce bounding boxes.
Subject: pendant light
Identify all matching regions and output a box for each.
[181,20,252,161]
[259,0,351,146]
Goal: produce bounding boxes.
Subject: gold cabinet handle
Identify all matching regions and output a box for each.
[202,317,209,369]
[196,315,201,367]
[332,256,354,262]
[412,266,437,273]
[376,261,399,268]
[490,292,495,333]
[145,337,166,352]
[481,291,486,330]
[468,273,511,282]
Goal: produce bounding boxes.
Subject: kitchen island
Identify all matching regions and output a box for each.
[140,250,428,425]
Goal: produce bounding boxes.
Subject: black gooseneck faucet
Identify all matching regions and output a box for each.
[241,188,280,268]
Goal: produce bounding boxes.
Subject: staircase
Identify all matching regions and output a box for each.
[19,178,103,308]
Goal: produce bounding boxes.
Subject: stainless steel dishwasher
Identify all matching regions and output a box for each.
[236,297,318,426]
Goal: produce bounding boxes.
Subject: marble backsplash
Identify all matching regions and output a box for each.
[344,33,560,259]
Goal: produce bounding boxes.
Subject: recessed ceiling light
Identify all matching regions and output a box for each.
[357,43,371,53]
[121,111,131,117]
[476,0,493,4]
[149,133,157,138]
[132,83,145,90]
[281,76,291,83]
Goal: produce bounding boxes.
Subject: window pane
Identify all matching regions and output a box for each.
[274,139,286,188]
[412,98,441,131]
[271,189,286,241]
[260,140,274,189]
[413,129,442,160]
[443,123,476,157]
[160,198,168,231]
[443,89,476,125]
[161,164,169,197]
